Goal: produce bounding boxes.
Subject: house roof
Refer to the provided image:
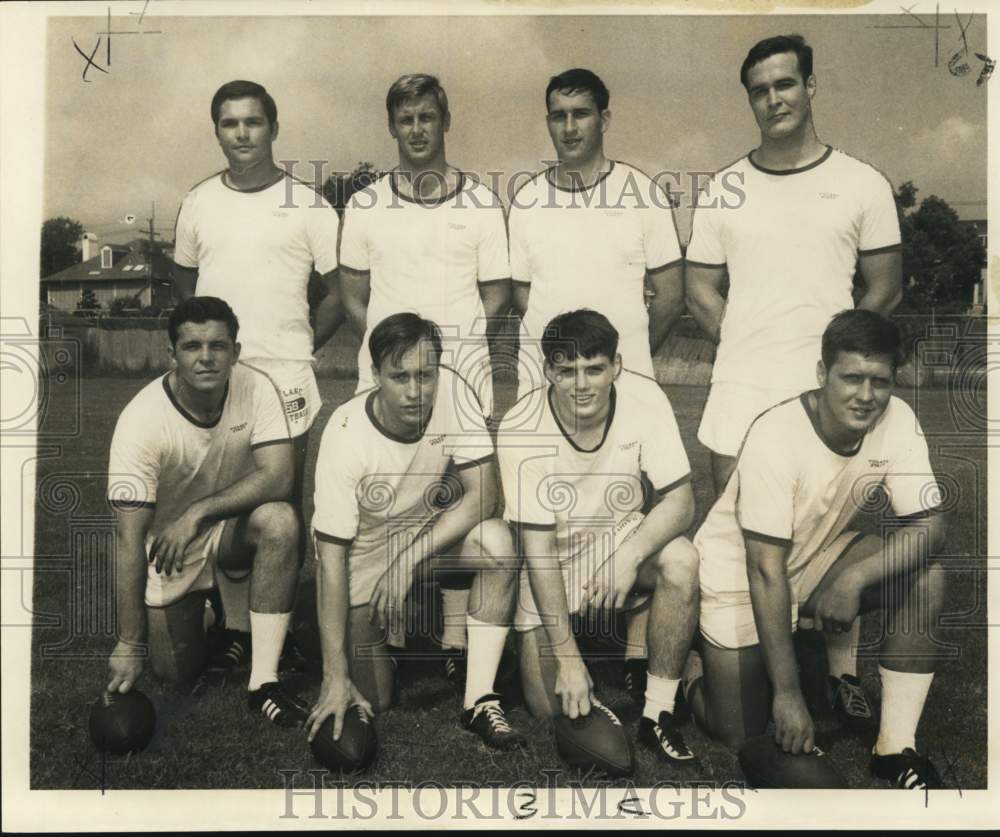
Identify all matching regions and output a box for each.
[41,239,174,284]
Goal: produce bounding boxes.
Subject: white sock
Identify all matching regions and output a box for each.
[875,665,934,755]
[643,672,681,722]
[441,587,470,650]
[462,616,508,709]
[625,609,648,660]
[248,610,291,691]
[217,572,251,632]
[826,619,859,679]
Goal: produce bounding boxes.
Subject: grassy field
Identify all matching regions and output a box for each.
[29,375,987,790]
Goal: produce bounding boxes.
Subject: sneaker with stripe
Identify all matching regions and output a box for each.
[247,681,308,728]
[870,748,943,789]
[461,693,525,751]
[637,710,698,766]
[828,674,877,736]
[207,629,251,672]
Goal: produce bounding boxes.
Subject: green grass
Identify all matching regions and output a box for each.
[30,376,987,789]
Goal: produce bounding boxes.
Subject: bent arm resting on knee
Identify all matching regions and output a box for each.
[835,513,947,593]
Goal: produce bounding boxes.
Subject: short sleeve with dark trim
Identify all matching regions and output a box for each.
[635,380,691,495]
[107,401,161,508]
[248,367,292,449]
[734,415,797,544]
[858,168,902,254]
[312,410,363,544]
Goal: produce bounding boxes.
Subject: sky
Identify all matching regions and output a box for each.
[43,10,989,247]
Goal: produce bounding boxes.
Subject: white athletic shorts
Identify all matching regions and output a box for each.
[144,519,228,608]
[245,358,322,438]
[697,381,804,457]
[515,511,650,632]
[699,530,863,649]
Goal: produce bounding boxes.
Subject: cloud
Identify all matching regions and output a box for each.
[914,115,985,164]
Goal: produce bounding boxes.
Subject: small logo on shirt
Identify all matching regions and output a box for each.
[230,422,247,433]
[619,440,638,450]
[448,222,467,231]
[285,397,306,415]
[819,192,839,199]
[273,210,289,217]
[605,210,624,217]
[868,458,889,468]
[429,434,446,446]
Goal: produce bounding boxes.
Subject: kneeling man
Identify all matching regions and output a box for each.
[307,313,523,750]
[106,296,307,727]
[497,309,700,766]
[684,309,946,789]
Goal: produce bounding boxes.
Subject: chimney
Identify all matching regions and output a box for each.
[81,232,98,262]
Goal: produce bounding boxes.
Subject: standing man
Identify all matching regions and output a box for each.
[106,297,308,727]
[508,68,685,699]
[172,80,343,665]
[675,310,946,790]
[339,73,510,418]
[339,74,512,673]
[509,68,685,397]
[306,313,523,750]
[686,35,903,495]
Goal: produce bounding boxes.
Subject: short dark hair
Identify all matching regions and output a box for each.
[545,68,609,112]
[542,309,619,366]
[369,312,443,372]
[168,296,239,346]
[740,34,813,90]
[386,73,449,120]
[821,309,904,372]
[211,80,278,127]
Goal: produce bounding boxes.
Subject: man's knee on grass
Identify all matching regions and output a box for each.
[348,603,396,713]
[147,595,208,685]
[247,501,299,555]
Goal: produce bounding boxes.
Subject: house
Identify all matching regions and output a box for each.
[41,237,175,311]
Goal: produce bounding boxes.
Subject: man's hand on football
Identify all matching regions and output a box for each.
[306,675,373,743]
[772,690,814,754]
[106,639,145,693]
[555,657,594,719]
[813,573,862,635]
[148,507,204,576]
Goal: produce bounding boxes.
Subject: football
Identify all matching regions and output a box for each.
[88,689,157,755]
[310,705,378,773]
[554,702,634,777]
[738,734,847,788]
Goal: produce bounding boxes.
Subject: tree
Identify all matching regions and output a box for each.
[41,217,84,277]
[76,288,101,314]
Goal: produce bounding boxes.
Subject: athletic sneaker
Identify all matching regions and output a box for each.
[870,748,943,789]
[461,693,524,751]
[247,681,309,728]
[828,674,877,736]
[638,710,697,765]
[443,648,467,692]
[207,628,251,671]
[623,658,648,706]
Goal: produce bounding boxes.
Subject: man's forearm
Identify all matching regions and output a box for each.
[621,487,694,566]
[748,569,800,694]
[189,460,292,526]
[313,291,345,351]
[686,289,724,343]
[316,552,351,678]
[841,518,945,591]
[526,552,580,657]
[115,534,149,646]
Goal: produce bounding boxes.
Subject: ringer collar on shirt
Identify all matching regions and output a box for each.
[547,384,618,453]
[799,390,865,458]
[544,160,616,194]
[388,170,466,206]
[162,374,229,429]
[747,144,833,176]
[220,169,287,194]
[365,389,431,444]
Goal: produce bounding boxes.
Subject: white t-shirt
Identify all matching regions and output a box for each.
[497,370,691,565]
[107,363,291,534]
[312,365,494,607]
[686,147,901,391]
[340,172,510,404]
[173,172,340,362]
[695,393,941,605]
[508,162,682,392]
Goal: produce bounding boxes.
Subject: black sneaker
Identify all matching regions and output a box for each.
[443,649,467,692]
[638,710,698,765]
[278,632,310,674]
[623,659,648,706]
[207,629,251,671]
[461,693,525,751]
[828,674,877,735]
[870,748,943,789]
[247,681,308,728]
